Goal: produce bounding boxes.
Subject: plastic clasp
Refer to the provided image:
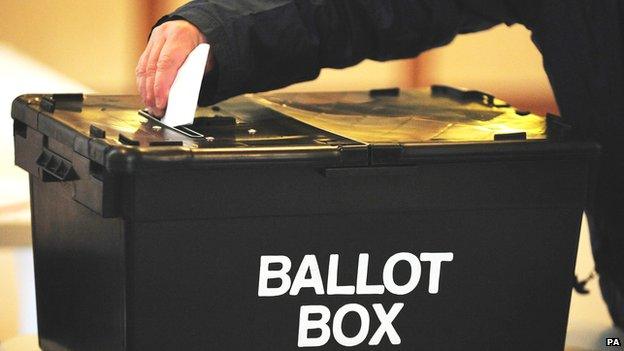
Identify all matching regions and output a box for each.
[431,85,510,107]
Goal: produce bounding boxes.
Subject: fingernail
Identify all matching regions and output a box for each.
[154,108,164,117]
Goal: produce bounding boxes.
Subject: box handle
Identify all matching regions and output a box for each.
[36,148,78,182]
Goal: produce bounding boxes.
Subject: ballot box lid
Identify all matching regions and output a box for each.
[11,86,598,174]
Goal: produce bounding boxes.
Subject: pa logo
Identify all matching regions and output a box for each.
[606,337,622,347]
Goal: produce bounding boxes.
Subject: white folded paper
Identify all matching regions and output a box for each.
[160,43,211,127]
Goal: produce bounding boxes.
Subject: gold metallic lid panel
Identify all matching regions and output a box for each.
[253,89,546,143]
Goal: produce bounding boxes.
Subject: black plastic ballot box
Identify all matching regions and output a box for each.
[11,87,598,351]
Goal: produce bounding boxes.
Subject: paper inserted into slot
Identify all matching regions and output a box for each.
[160,43,211,128]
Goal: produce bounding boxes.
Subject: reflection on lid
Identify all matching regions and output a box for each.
[251,89,546,143]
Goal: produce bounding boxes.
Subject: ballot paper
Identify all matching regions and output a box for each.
[160,43,211,127]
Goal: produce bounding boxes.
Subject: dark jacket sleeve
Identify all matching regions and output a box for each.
[157,0,531,104]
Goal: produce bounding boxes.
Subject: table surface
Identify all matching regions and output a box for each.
[1,44,623,351]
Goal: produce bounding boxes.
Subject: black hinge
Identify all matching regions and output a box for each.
[370,144,404,165]
[338,144,369,166]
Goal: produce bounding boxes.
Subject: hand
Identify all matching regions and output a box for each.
[136,20,215,117]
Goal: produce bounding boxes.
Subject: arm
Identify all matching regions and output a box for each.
[137,0,531,114]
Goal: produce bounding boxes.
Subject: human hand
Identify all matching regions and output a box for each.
[136,20,215,117]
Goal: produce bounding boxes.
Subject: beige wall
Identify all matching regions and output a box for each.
[417,24,557,115]
[0,1,149,93]
[0,1,413,95]
[152,0,415,92]
[149,0,187,24]
[0,3,554,109]
[0,250,18,342]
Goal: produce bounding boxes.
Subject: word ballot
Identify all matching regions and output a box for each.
[258,252,454,347]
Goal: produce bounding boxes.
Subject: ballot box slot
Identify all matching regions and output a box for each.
[174,125,206,138]
[138,109,238,139]
[139,109,204,138]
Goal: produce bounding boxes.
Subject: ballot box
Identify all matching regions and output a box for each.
[11,86,598,351]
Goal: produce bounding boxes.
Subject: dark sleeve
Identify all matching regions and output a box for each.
[526,0,624,140]
[157,0,532,104]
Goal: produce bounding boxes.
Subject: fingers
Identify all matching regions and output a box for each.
[136,20,210,117]
[135,39,153,105]
[144,35,167,110]
[146,105,164,117]
[154,41,188,111]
